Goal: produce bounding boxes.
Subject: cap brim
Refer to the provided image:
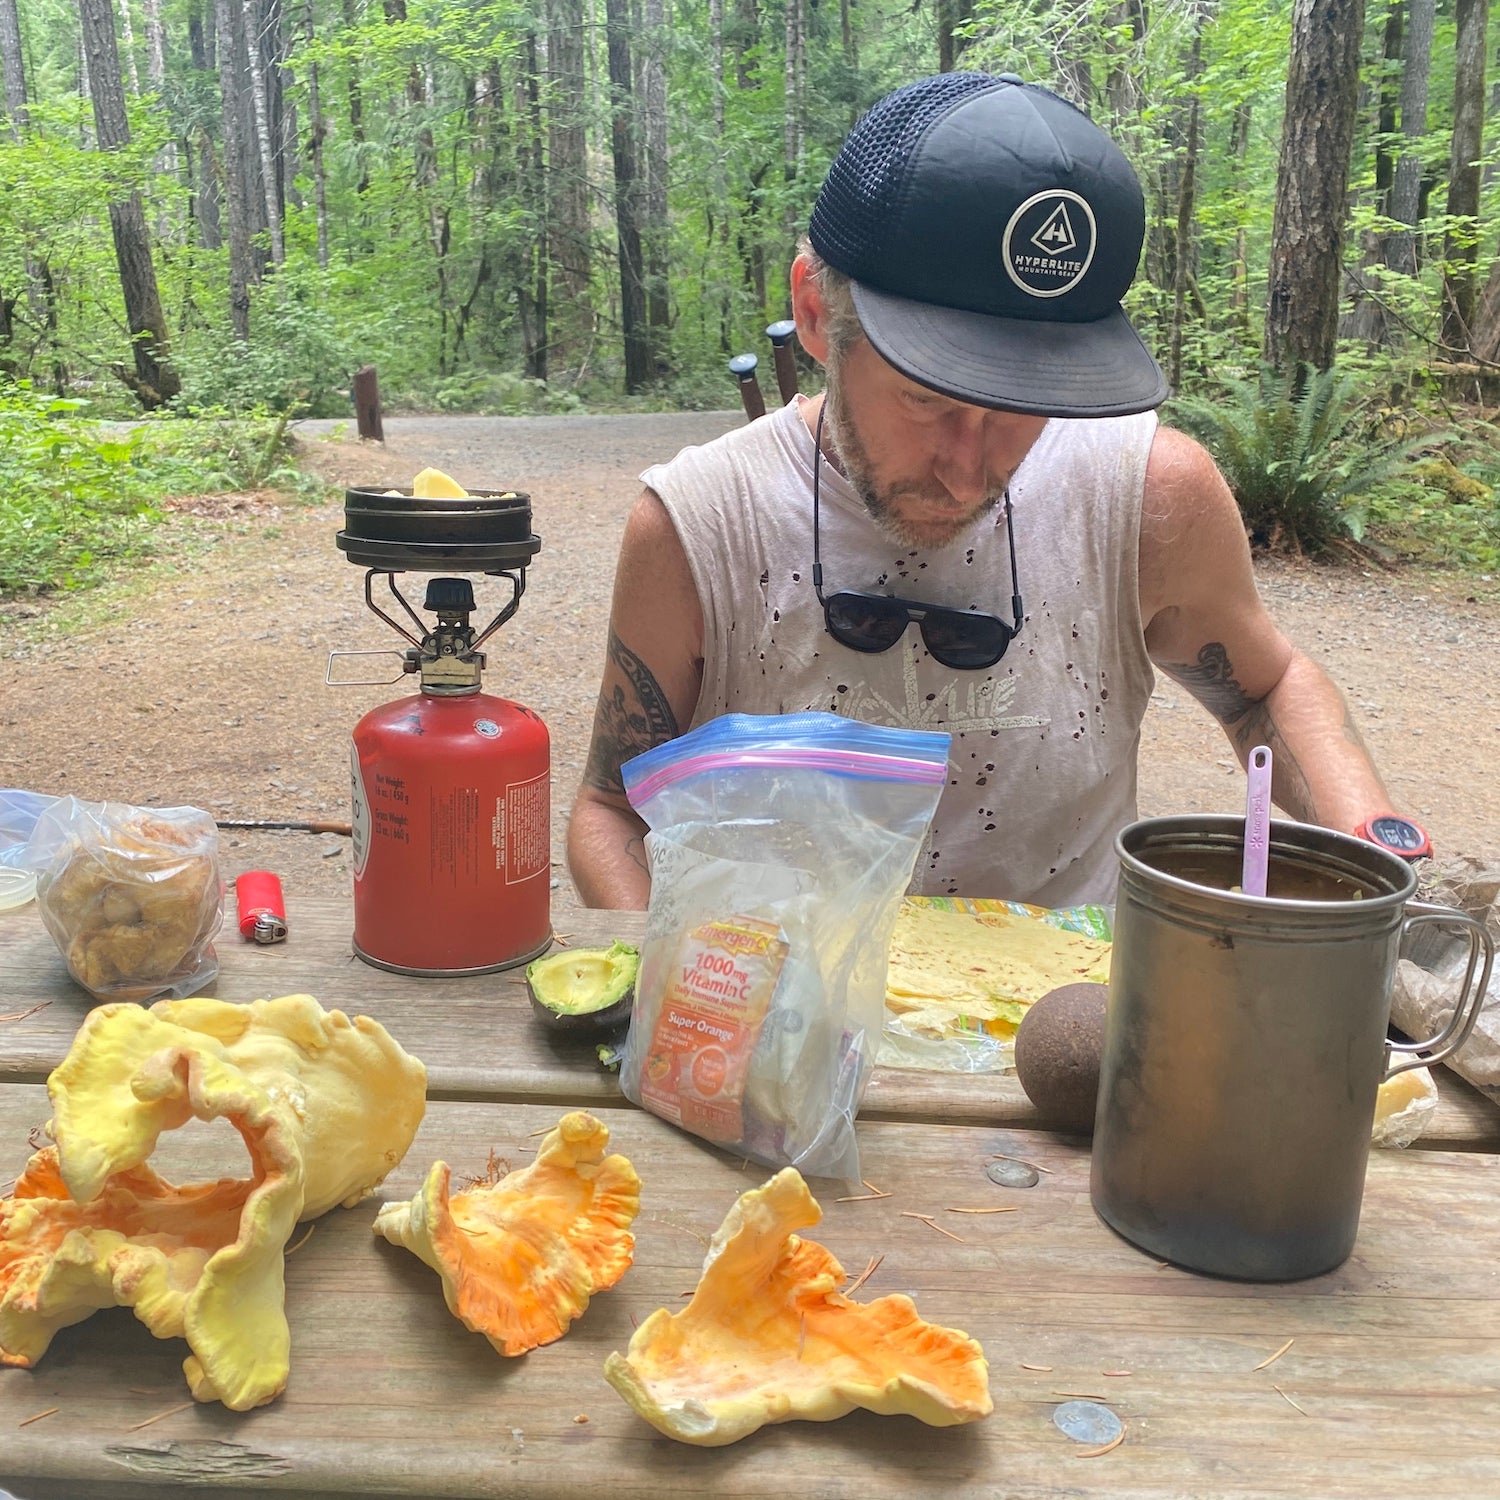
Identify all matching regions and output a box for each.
[850,281,1169,418]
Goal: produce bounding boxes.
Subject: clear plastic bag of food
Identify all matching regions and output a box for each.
[619,712,949,1182]
[20,796,223,1002]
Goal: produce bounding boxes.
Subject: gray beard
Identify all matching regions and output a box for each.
[820,356,1004,550]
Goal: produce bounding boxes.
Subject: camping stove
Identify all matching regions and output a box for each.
[330,485,551,975]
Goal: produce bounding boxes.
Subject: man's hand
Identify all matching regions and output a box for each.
[1140,426,1394,834]
[566,490,705,909]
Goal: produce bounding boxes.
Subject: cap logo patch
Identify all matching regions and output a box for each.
[1002,190,1097,299]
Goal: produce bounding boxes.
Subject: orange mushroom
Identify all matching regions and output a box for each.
[605,1167,991,1445]
[373,1111,640,1356]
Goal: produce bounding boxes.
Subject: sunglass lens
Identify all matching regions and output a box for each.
[824,592,909,653]
[920,612,1011,670]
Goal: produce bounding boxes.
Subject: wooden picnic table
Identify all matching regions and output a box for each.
[3,895,1500,1498]
[3,898,1499,1147]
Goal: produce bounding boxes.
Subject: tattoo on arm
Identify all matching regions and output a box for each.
[582,629,682,796]
[1161,642,1255,724]
[1162,642,1316,822]
[1340,701,1372,755]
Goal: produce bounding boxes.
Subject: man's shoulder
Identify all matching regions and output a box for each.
[644,403,803,503]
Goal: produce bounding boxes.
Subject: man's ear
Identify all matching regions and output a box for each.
[790,254,831,364]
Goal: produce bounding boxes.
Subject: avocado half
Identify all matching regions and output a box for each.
[525,941,640,1036]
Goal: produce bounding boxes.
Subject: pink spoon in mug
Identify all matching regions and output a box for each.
[1242,745,1273,898]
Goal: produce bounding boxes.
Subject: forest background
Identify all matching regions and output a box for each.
[2,0,1500,596]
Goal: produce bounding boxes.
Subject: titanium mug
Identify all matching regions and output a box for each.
[1090,815,1494,1281]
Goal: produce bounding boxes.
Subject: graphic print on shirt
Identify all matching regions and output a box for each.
[837,644,1050,736]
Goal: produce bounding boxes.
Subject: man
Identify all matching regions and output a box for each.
[568,72,1418,910]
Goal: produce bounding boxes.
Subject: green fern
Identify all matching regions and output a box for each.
[1171,366,1445,554]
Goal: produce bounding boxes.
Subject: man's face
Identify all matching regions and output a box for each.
[822,338,1049,550]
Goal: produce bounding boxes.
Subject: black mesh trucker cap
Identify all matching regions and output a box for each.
[807,73,1168,418]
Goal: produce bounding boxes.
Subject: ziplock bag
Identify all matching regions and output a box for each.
[619,712,949,1181]
[19,796,223,1002]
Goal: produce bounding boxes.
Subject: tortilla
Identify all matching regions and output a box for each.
[884,900,1112,1040]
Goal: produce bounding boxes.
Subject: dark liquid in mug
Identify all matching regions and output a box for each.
[1142,847,1372,902]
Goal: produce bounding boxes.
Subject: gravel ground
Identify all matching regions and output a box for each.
[1,412,1497,916]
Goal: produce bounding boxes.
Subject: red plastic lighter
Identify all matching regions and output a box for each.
[235,870,288,944]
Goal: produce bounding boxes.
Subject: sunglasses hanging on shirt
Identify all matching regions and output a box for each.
[810,402,1024,671]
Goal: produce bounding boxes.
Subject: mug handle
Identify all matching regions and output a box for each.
[1385,903,1495,1079]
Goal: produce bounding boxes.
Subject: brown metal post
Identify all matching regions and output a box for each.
[728,353,767,421]
[766,320,799,404]
[353,364,384,442]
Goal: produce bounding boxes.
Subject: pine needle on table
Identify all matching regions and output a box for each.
[1076,1429,1126,1458]
[843,1254,884,1296]
[1253,1337,1295,1371]
[18,1407,58,1428]
[285,1224,316,1256]
[989,1152,1052,1175]
[899,1211,966,1243]
[0,1003,50,1024]
[1273,1384,1310,1416]
[126,1402,194,1432]
[947,1206,1020,1215]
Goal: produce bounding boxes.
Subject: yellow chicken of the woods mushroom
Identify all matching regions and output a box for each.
[605,1167,992,1445]
[0,994,426,1410]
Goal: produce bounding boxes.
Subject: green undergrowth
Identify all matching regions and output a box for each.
[0,383,326,597]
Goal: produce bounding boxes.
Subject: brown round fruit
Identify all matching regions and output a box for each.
[1014,982,1109,1134]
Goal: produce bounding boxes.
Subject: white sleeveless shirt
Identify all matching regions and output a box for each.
[642,398,1158,906]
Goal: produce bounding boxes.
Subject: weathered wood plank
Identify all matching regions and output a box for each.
[4,900,1498,1149]
[1,1087,1498,1498]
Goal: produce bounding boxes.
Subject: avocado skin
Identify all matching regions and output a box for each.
[1013,981,1109,1134]
[526,941,639,1037]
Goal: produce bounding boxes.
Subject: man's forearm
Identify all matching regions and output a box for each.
[1164,643,1393,832]
[1225,650,1392,831]
[566,792,652,910]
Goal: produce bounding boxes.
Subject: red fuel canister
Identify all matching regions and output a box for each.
[351,689,551,974]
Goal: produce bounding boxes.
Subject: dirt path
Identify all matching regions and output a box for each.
[3,413,1498,915]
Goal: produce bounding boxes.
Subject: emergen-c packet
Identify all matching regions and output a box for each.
[639,916,789,1143]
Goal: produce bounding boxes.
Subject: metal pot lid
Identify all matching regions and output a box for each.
[337,487,540,572]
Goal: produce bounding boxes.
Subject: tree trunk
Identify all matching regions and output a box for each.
[546,0,591,320]
[0,0,29,130]
[140,0,175,237]
[1104,0,1146,126]
[342,0,367,192]
[216,0,257,338]
[0,0,46,376]
[303,0,329,269]
[77,0,180,404]
[1373,1,1400,207]
[116,0,139,94]
[840,0,856,92]
[710,0,730,349]
[1386,0,1433,280]
[1440,0,1487,358]
[187,2,223,249]
[1229,101,1252,331]
[1341,5,1405,347]
[605,0,649,391]
[642,0,669,359]
[1167,24,1202,391]
[1263,0,1365,377]
[246,0,285,265]
[520,36,548,382]
[937,0,973,74]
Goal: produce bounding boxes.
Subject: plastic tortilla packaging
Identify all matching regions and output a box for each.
[618,712,949,1182]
